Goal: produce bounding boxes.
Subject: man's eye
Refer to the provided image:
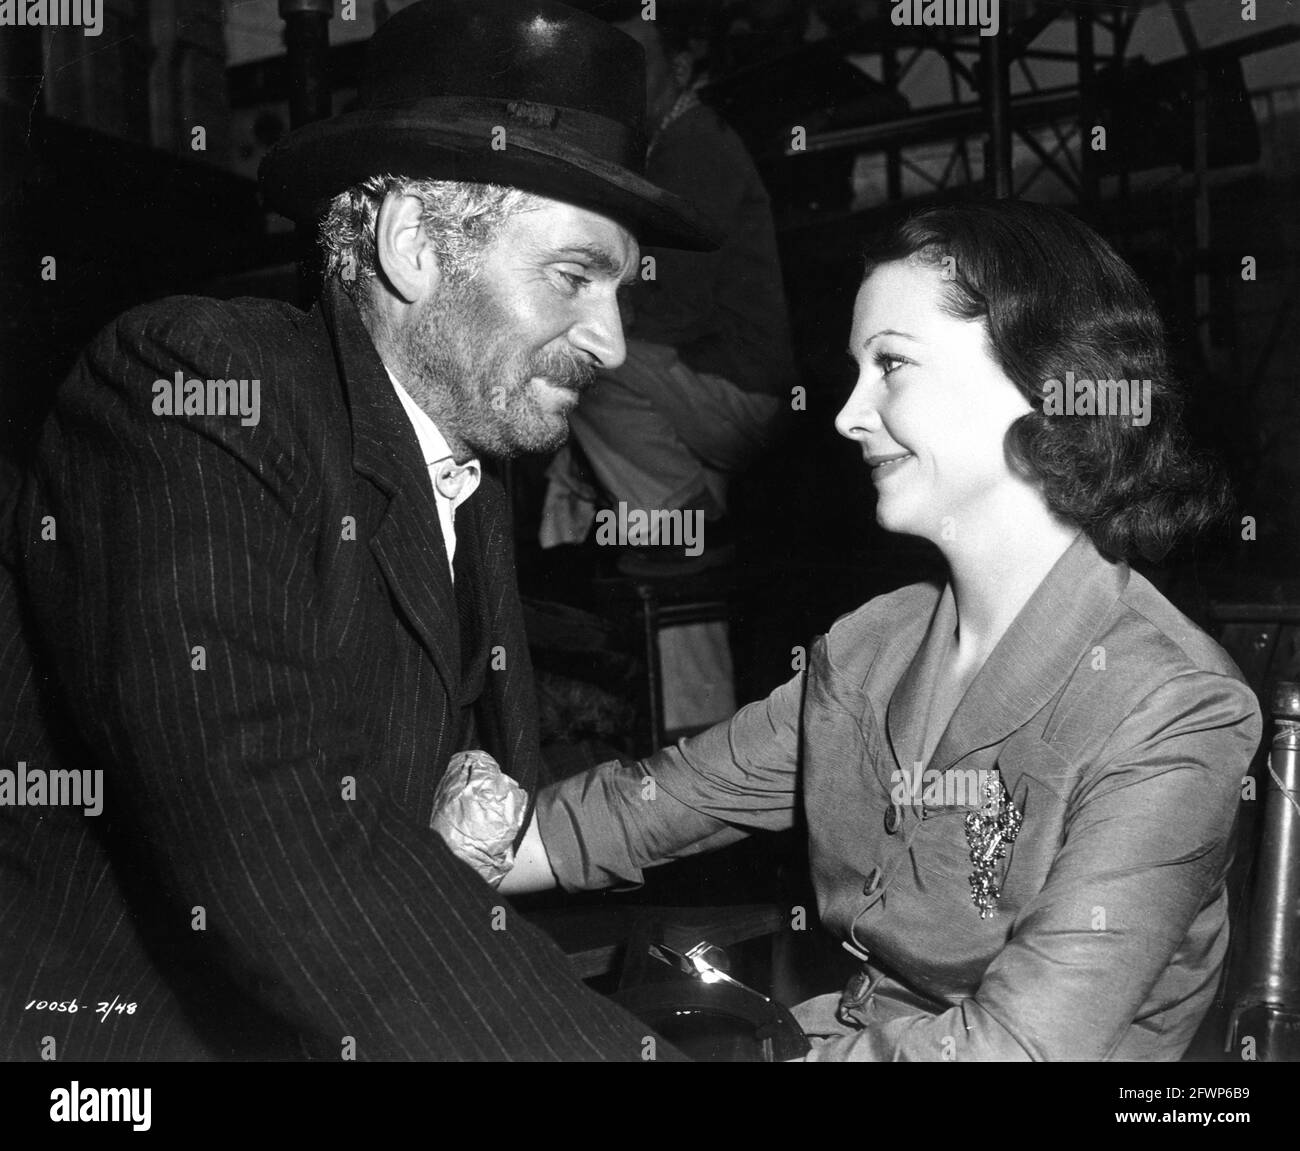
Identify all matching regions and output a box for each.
[558,270,591,292]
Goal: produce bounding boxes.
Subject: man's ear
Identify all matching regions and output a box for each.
[669,50,694,89]
[374,191,440,304]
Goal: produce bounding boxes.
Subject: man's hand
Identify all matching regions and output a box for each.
[430,750,527,887]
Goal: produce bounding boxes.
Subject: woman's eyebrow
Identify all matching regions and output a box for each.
[864,328,918,345]
[847,329,919,358]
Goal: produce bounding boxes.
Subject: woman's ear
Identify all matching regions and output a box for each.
[373,191,441,305]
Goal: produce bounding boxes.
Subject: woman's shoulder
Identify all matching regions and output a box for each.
[1112,569,1252,686]
[1056,568,1263,763]
[830,580,943,630]
[817,580,943,681]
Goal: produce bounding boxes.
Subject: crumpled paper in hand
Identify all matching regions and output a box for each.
[430,750,527,887]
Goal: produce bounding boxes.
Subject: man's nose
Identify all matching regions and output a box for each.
[834,375,882,441]
[570,293,627,371]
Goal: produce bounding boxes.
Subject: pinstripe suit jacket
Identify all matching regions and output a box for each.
[0,284,663,1061]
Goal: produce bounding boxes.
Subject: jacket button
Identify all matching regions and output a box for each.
[862,866,882,895]
[884,803,901,834]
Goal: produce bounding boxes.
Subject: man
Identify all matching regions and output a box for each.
[543,2,796,568]
[0,0,713,1061]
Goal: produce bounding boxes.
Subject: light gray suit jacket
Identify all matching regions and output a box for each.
[538,532,1262,1060]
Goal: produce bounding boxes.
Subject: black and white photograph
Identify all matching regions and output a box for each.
[1,0,1297,1120]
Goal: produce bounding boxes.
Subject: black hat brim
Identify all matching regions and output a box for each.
[259,108,722,251]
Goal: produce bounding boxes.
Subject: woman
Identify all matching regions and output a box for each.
[502,199,1262,1061]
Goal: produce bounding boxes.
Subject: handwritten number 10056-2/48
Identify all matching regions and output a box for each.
[25,997,137,1021]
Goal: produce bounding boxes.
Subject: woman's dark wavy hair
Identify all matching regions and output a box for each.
[861,199,1229,563]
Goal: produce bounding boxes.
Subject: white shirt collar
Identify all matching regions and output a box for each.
[385,367,481,576]
[384,367,481,511]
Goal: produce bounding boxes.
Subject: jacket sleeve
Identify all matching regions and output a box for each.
[804,670,1261,1061]
[536,668,804,891]
[19,300,675,1061]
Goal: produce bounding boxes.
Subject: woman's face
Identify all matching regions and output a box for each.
[836,259,1035,545]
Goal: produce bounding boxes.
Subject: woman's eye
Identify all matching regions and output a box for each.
[874,352,906,377]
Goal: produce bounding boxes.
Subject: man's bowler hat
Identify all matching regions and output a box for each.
[259,0,718,249]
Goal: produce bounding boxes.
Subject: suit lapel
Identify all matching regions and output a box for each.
[452,496,490,703]
[927,533,1128,777]
[886,584,957,774]
[464,475,546,795]
[321,283,462,698]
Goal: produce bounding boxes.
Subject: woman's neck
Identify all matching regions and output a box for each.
[939,494,1081,669]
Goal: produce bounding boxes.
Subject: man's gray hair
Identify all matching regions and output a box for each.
[319,175,542,305]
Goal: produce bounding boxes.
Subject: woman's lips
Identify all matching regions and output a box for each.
[866,451,914,476]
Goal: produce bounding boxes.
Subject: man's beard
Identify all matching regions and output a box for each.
[395,276,596,460]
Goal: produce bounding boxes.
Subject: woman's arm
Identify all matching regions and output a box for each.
[534,668,807,892]
[498,814,558,895]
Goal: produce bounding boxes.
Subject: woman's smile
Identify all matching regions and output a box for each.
[866,450,915,479]
[838,260,1037,546]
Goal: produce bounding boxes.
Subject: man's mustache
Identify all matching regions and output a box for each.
[530,351,595,395]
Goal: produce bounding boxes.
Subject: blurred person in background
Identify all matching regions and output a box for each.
[543,1,797,733]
